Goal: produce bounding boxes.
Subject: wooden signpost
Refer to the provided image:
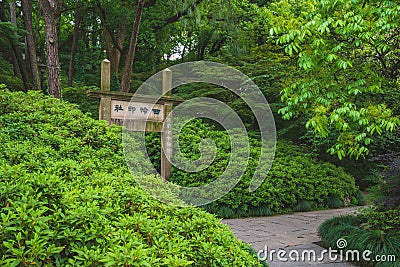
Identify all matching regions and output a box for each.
[88,59,181,181]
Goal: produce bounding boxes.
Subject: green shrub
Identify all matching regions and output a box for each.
[324,193,344,209]
[293,200,313,212]
[0,57,24,91]
[170,120,360,218]
[355,190,365,206]
[319,210,400,266]
[0,89,264,266]
[361,208,400,237]
[62,86,100,119]
[318,215,364,248]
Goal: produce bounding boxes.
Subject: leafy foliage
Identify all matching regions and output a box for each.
[0,89,264,266]
[0,59,24,91]
[370,153,400,210]
[271,0,400,159]
[318,209,400,267]
[62,86,100,119]
[362,208,400,237]
[170,119,360,218]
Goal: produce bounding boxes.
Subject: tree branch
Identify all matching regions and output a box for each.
[96,2,124,54]
[153,0,201,31]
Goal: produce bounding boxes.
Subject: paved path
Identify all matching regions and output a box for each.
[222,207,361,266]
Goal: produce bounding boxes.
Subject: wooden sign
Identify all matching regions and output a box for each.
[88,59,182,181]
[111,100,164,121]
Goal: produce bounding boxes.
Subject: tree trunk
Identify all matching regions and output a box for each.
[10,50,22,79]
[104,24,126,75]
[21,0,41,90]
[1,0,30,91]
[10,0,16,25]
[68,8,82,86]
[38,0,62,98]
[6,0,19,77]
[120,0,145,93]
[114,24,126,75]
[98,2,126,76]
[104,29,114,68]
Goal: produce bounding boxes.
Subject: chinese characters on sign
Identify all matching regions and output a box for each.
[163,116,173,158]
[111,100,164,122]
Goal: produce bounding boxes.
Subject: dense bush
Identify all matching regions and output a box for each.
[370,153,400,210]
[0,88,264,266]
[318,153,400,266]
[58,83,361,218]
[0,58,24,91]
[170,120,361,218]
[362,209,400,237]
[62,86,100,119]
[318,209,400,267]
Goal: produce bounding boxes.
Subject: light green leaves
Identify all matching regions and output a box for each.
[271,0,400,159]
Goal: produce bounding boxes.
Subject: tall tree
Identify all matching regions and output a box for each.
[9,0,16,24]
[38,0,62,98]
[0,0,20,78]
[0,0,30,91]
[97,1,130,76]
[21,0,41,90]
[120,0,145,93]
[104,23,126,75]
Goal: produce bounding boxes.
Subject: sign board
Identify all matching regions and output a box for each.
[111,100,164,121]
[88,60,181,181]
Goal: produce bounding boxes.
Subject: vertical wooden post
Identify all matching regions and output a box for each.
[161,68,173,181]
[101,59,111,91]
[99,59,112,122]
[162,68,172,97]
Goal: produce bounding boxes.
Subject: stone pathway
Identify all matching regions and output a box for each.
[222,207,361,266]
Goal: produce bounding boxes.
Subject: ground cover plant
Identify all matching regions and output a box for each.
[318,154,400,266]
[318,210,400,267]
[0,88,265,266]
[170,119,362,218]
